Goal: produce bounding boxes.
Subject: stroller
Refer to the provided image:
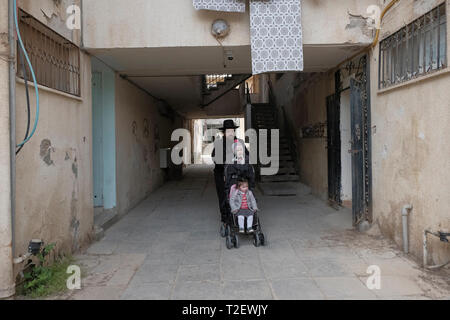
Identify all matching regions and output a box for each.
[219,162,266,249]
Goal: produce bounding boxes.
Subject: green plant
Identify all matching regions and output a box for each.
[18,243,74,298]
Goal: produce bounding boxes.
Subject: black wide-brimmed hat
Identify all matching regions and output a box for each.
[219,119,239,131]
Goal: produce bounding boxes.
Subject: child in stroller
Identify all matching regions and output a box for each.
[230,178,258,233]
[219,161,266,249]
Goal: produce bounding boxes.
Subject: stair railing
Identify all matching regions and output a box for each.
[202,74,252,108]
[281,105,300,176]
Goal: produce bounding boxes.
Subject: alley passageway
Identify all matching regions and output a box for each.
[67,165,449,300]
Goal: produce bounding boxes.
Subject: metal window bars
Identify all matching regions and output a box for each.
[204,74,233,90]
[379,3,447,89]
[16,9,81,97]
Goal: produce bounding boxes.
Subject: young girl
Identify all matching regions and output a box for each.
[232,140,246,164]
[230,178,258,233]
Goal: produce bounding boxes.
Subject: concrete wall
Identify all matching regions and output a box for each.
[115,75,181,216]
[11,1,93,267]
[203,89,243,118]
[272,72,333,199]
[83,0,374,49]
[18,0,81,45]
[272,0,450,265]
[14,57,93,259]
[369,0,450,265]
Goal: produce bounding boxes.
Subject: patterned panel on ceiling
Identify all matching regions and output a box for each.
[193,0,246,12]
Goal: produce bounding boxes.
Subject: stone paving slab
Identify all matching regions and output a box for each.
[314,277,377,299]
[68,165,450,300]
[270,278,325,300]
[121,282,172,300]
[172,281,223,300]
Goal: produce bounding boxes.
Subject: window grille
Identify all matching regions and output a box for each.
[379,3,447,89]
[16,9,81,96]
[204,74,233,90]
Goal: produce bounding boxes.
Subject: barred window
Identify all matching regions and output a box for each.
[16,9,81,96]
[379,3,447,89]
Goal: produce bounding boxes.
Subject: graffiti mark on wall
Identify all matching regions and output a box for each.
[132,121,138,137]
[40,139,55,166]
[143,119,150,138]
[300,123,327,139]
[154,124,160,154]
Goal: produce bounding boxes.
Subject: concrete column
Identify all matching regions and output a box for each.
[259,74,270,104]
[0,0,15,299]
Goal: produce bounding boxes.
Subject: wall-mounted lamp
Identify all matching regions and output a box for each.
[211,19,230,38]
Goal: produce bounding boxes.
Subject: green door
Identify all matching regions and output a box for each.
[92,72,103,207]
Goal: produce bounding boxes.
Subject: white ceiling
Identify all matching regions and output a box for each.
[88,43,367,118]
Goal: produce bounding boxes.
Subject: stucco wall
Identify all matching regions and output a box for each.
[115,75,180,216]
[14,52,93,260]
[369,0,450,265]
[9,1,93,268]
[18,0,81,45]
[272,72,333,199]
[271,0,450,265]
[82,0,374,49]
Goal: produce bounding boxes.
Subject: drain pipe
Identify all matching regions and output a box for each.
[402,204,413,254]
[0,0,16,299]
[9,0,16,260]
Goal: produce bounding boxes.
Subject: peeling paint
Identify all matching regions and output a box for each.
[70,216,80,251]
[346,14,368,30]
[72,157,78,178]
[418,132,425,140]
[40,0,74,42]
[70,190,80,251]
[40,139,54,166]
[345,12,373,39]
[0,32,8,48]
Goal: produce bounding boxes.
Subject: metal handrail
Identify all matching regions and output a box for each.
[202,74,252,108]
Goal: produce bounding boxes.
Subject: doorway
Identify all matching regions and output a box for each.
[92,59,117,215]
[192,118,246,165]
[327,55,372,226]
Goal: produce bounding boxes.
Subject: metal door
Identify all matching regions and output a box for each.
[349,54,373,226]
[326,94,341,205]
[350,79,364,224]
[92,72,103,207]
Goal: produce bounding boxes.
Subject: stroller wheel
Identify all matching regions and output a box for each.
[226,236,233,249]
[253,233,261,247]
[259,233,266,246]
[220,224,226,238]
[226,225,231,236]
[233,234,239,248]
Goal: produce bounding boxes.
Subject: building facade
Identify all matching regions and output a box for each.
[0,0,448,298]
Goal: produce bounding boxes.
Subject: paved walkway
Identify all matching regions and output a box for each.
[67,165,449,300]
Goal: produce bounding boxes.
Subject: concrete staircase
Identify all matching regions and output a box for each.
[252,103,300,195]
[202,74,251,107]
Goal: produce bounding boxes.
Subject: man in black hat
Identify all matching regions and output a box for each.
[211,120,249,224]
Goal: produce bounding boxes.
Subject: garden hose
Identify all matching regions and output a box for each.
[13,0,39,149]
